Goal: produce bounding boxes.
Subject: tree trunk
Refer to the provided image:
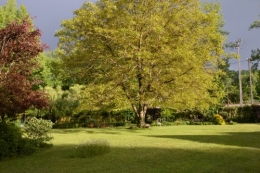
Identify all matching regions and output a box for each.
[132,104,147,127]
[138,110,146,127]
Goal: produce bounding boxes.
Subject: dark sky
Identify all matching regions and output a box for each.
[1,0,260,70]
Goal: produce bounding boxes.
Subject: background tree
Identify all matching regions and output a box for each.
[56,0,226,127]
[43,85,83,122]
[0,0,32,29]
[249,13,260,70]
[32,51,65,89]
[250,14,260,30]
[0,19,49,121]
[253,70,260,100]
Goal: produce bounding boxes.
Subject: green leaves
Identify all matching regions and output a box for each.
[0,0,32,29]
[24,117,53,146]
[249,20,260,30]
[56,0,226,120]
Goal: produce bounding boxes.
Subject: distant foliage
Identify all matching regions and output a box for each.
[220,105,260,123]
[43,85,83,122]
[52,108,133,129]
[160,108,176,121]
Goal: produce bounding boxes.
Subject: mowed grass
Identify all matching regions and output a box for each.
[1,124,260,173]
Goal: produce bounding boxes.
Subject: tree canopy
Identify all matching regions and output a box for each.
[0,18,49,120]
[249,16,260,30]
[0,0,31,29]
[56,0,226,126]
[249,14,260,70]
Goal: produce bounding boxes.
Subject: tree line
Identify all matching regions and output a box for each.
[1,0,260,127]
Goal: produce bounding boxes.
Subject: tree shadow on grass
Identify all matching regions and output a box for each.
[53,129,89,134]
[1,144,260,173]
[146,131,260,149]
[52,127,141,135]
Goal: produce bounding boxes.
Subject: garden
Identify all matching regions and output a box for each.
[1,1,260,172]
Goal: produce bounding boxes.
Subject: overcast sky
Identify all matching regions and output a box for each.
[0,0,260,70]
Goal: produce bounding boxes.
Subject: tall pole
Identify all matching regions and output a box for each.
[236,39,243,106]
[226,81,229,106]
[247,58,253,105]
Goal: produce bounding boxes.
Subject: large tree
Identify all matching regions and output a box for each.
[56,0,226,126]
[0,19,49,121]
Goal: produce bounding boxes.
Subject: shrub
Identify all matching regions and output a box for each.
[218,111,228,119]
[212,114,225,125]
[17,138,37,155]
[171,120,187,125]
[24,117,54,146]
[0,139,9,159]
[189,121,214,125]
[71,139,110,158]
[221,105,259,123]
[0,122,22,159]
[0,122,36,159]
[222,106,237,121]
[250,105,260,122]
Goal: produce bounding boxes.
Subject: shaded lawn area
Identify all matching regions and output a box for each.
[0,124,260,173]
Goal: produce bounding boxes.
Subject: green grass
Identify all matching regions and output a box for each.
[1,124,260,173]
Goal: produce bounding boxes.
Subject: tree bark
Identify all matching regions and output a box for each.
[132,103,148,127]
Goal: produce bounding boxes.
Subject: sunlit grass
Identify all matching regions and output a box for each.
[0,124,260,173]
[71,138,110,158]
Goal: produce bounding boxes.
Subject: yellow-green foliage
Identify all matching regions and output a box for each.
[55,0,226,113]
[213,114,225,125]
[0,0,32,29]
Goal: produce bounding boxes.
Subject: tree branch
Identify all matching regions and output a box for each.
[163,67,193,84]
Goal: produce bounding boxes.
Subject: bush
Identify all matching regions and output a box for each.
[218,111,228,119]
[24,117,54,146]
[172,120,190,125]
[221,105,260,123]
[71,139,110,158]
[189,121,214,125]
[251,105,260,123]
[0,122,36,159]
[212,114,225,125]
[17,138,37,155]
[0,122,22,159]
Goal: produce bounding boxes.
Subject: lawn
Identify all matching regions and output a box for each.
[1,124,260,173]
